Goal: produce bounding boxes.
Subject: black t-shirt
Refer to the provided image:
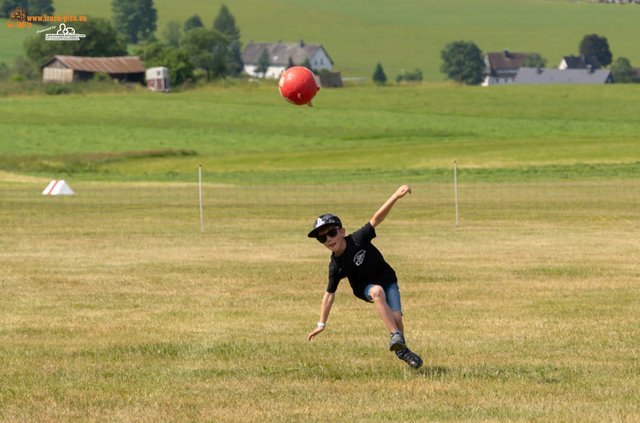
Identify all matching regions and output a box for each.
[327,222,397,302]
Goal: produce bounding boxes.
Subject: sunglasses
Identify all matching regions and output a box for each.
[316,227,340,243]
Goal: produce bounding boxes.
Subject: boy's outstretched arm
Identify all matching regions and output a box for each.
[369,185,411,228]
[308,291,335,342]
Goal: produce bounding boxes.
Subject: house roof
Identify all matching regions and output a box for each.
[41,55,145,74]
[514,67,612,84]
[485,50,530,77]
[561,54,601,69]
[241,41,333,66]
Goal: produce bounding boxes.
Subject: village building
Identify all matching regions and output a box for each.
[514,67,613,85]
[558,54,601,70]
[241,40,333,79]
[482,49,532,86]
[41,55,145,83]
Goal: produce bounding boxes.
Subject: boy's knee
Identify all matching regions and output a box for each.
[369,285,385,300]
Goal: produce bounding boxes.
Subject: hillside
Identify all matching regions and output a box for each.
[1,0,640,81]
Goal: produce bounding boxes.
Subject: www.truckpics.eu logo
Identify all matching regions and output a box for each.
[7,7,87,30]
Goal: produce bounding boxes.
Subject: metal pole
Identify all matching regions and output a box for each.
[454,161,459,227]
[199,165,204,233]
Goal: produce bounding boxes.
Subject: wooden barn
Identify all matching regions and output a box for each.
[41,55,145,83]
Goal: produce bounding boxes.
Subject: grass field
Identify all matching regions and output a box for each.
[1,180,639,421]
[1,82,640,421]
[1,82,640,177]
[2,0,640,80]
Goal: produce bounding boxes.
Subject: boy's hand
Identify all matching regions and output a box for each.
[370,184,412,228]
[307,325,324,342]
[395,185,411,199]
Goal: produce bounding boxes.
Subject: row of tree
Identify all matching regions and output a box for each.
[6,3,244,85]
[135,5,243,83]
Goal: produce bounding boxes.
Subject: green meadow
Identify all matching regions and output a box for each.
[1,83,640,421]
[2,82,640,177]
[2,0,640,80]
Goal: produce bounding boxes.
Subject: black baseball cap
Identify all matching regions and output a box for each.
[308,213,342,238]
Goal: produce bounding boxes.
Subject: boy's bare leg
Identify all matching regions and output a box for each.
[392,311,404,333]
[368,286,399,333]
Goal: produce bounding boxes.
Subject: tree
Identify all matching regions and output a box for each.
[23,17,128,66]
[372,63,387,84]
[579,34,612,68]
[213,4,243,76]
[0,62,9,82]
[227,40,243,77]
[256,47,270,77]
[146,32,158,44]
[135,42,194,85]
[213,4,240,43]
[521,53,547,68]
[111,0,157,44]
[611,57,635,83]
[183,14,203,32]
[1,0,54,19]
[180,27,229,81]
[440,40,485,85]
[162,20,182,48]
[299,57,318,74]
[13,55,37,79]
[287,56,295,69]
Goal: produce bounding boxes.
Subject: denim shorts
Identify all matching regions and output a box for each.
[364,283,402,314]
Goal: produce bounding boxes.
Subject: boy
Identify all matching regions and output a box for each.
[306,185,423,369]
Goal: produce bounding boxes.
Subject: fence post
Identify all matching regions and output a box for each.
[454,161,459,227]
[199,165,204,233]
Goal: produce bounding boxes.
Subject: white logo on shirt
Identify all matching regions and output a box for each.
[354,249,366,266]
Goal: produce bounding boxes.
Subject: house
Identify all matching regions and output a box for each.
[514,67,613,85]
[482,49,531,86]
[241,40,333,79]
[558,54,601,70]
[41,55,145,83]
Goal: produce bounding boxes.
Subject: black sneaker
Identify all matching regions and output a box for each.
[389,331,406,351]
[395,348,423,369]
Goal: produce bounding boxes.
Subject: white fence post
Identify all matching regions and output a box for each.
[454,161,459,227]
[199,165,204,233]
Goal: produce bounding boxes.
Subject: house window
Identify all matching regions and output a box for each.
[320,58,324,65]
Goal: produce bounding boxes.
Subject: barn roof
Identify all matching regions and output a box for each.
[514,67,612,85]
[241,41,333,66]
[41,55,145,74]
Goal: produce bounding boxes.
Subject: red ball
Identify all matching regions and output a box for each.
[279,66,320,106]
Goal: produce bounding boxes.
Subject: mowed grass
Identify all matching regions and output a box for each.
[1,179,639,422]
[3,0,640,79]
[1,81,640,420]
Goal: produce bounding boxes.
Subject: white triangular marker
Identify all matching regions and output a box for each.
[43,180,74,195]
